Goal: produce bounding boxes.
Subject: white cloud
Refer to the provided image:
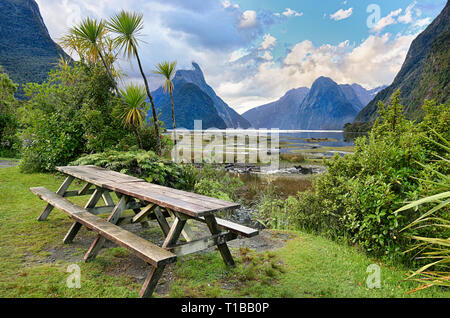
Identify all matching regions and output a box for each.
[414,17,432,27]
[282,8,303,17]
[239,10,257,28]
[221,1,239,9]
[330,8,353,21]
[217,32,418,113]
[260,34,277,50]
[398,2,417,24]
[370,8,402,33]
[261,51,273,61]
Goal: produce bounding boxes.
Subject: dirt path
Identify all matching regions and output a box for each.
[39,220,292,297]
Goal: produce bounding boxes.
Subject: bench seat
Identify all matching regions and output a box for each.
[191,215,259,238]
[30,187,176,268]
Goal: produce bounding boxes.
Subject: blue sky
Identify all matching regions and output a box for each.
[36,0,446,113]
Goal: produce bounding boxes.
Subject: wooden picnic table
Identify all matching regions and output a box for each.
[30,165,258,298]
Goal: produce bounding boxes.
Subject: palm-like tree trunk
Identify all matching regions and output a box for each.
[131,121,143,149]
[133,45,162,156]
[170,89,177,161]
[97,47,147,150]
[96,47,120,96]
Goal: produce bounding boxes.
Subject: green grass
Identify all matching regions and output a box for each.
[169,232,449,298]
[0,166,448,298]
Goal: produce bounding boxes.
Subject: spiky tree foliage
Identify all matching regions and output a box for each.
[61,17,120,94]
[106,10,162,156]
[118,83,149,149]
[154,61,177,160]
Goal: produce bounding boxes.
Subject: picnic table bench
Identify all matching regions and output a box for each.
[30,165,258,298]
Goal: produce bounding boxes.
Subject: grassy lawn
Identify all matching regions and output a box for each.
[0,166,448,298]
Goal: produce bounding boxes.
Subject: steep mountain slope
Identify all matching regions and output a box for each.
[295,77,359,130]
[174,63,251,128]
[243,78,382,129]
[152,80,227,130]
[355,2,450,122]
[0,0,69,98]
[242,87,309,129]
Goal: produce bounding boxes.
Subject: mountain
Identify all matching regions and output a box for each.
[0,0,70,99]
[173,63,251,128]
[242,87,309,129]
[294,77,359,130]
[152,80,227,130]
[243,78,383,129]
[341,84,387,111]
[151,62,250,129]
[355,2,450,123]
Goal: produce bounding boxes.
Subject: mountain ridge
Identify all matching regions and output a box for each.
[243,77,385,129]
[0,0,70,98]
[355,1,450,122]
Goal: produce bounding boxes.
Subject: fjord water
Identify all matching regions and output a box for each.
[169,129,356,154]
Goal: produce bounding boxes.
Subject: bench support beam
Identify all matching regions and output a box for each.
[204,215,235,267]
[162,213,186,249]
[84,195,129,262]
[63,187,103,244]
[139,265,166,298]
[37,176,74,221]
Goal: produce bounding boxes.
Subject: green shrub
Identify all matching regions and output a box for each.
[18,62,134,172]
[257,92,449,261]
[0,70,21,158]
[71,150,195,190]
[191,164,243,201]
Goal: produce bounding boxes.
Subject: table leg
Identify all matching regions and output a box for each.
[139,265,166,298]
[154,207,170,236]
[166,208,194,242]
[84,195,129,262]
[37,176,74,221]
[204,215,235,267]
[63,187,103,244]
[162,213,187,248]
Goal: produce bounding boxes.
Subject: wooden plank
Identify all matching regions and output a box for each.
[104,182,219,217]
[154,207,171,236]
[36,176,74,221]
[165,208,194,242]
[84,196,129,262]
[139,265,166,298]
[31,187,86,216]
[204,215,235,267]
[102,191,115,206]
[162,215,186,249]
[78,182,92,195]
[119,181,240,211]
[169,232,237,257]
[63,187,104,244]
[192,216,259,238]
[63,189,96,198]
[56,166,145,187]
[56,165,241,218]
[72,211,176,267]
[132,204,156,224]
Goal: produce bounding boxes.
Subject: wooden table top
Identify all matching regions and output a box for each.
[56,165,240,217]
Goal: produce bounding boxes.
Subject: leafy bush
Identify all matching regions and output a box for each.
[191,164,243,201]
[71,150,194,190]
[257,92,449,261]
[18,62,136,172]
[0,70,21,158]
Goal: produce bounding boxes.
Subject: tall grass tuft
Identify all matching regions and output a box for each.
[396,129,449,291]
